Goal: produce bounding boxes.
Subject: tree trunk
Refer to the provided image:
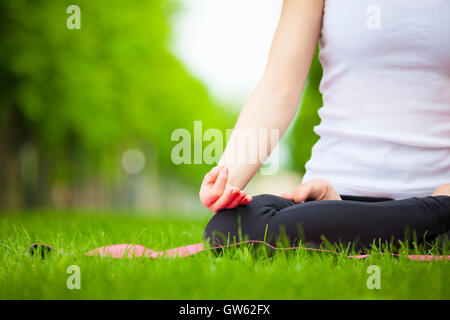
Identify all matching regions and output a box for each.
[36,150,52,207]
[0,106,26,209]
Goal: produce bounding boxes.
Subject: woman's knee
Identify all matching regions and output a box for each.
[203,194,289,247]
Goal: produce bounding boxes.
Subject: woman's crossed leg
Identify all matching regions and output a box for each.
[203,194,450,252]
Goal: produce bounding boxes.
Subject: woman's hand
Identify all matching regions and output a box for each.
[432,183,450,196]
[281,178,342,202]
[199,166,253,213]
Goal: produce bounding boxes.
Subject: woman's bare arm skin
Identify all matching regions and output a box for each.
[200,0,325,212]
[433,183,450,196]
[220,0,324,188]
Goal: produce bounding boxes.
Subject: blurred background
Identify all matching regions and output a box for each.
[0,0,323,214]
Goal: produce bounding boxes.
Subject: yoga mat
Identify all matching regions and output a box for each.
[84,240,450,261]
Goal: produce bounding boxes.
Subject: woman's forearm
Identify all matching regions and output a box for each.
[218,0,324,189]
[218,77,301,189]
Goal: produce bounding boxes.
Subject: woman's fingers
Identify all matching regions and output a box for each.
[242,194,253,204]
[292,183,313,203]
[210,189,251,212]
[210,186,241,212]
[281,184,314,203]
[202,166,221,186]
[199,167,223,207]
[199,166,230,209]
[227,191,246,209]
[291,179,339,202]
[280,191,294,200]
[201,165,254,212]
[279,179,341,205]
[212,167,228,194]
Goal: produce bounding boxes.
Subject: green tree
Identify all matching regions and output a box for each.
[0,0,235,208]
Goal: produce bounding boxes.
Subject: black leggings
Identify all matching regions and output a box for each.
[203,194,450,251]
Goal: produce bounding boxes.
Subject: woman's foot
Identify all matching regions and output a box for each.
[432,183,450,196]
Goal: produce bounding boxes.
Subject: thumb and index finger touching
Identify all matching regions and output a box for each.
[203,166,229,194]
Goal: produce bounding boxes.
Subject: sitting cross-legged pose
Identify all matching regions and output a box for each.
[31,0,450,260]
[199,0,450,252]
[202,171,450,252]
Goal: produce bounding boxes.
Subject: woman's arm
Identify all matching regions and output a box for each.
[200,0,324,212]
[218,0,324,188]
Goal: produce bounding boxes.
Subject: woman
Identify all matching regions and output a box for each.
[31,0,450,260]
[200,0,450,251]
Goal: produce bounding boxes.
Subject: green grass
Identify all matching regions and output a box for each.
[0,212,448,299]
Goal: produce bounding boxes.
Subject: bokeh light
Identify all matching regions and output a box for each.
[121,149,146,175]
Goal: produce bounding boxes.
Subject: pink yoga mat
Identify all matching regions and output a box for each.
[85,240,450,261]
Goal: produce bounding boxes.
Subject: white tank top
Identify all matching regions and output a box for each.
[303,0,450,200]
